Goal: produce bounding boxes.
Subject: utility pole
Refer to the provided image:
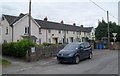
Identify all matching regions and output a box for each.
[27,0,31,62]
[107,11,110,49]
[29,0,31,41]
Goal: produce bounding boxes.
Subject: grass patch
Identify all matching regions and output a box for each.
[0,59,11,66]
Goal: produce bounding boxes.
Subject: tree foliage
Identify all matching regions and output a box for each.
[95,20,120,42]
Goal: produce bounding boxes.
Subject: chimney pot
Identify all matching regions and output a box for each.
[44,16,48,21]
[73,23,76,26]
[81,25,83,27]
[60,20,64,24]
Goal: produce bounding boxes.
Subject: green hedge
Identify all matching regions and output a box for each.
[2,39,36,58]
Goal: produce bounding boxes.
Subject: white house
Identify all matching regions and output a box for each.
[0,13,95,44]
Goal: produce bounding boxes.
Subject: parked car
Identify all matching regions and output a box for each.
[57,42,92,64]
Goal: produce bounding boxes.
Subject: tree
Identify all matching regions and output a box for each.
[95,20,120,42]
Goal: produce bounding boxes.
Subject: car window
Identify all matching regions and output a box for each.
[80,43,85,48]
[63,43,80,50]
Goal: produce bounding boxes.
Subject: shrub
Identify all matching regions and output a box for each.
[43,42,55,46]
[2,39,36,58]
[2,42,16,56]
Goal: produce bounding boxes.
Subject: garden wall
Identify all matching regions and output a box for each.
[27,45,64,61]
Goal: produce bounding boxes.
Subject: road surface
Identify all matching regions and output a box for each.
[2,50,118,74]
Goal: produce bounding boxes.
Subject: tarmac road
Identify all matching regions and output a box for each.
[2,49,118,74]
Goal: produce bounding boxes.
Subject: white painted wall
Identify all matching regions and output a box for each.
[13,15,40,44]
[1,16,12,43]
[1,14,95,44]
[42,29,81,44]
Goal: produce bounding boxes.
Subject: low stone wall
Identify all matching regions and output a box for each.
[28,45,64,61]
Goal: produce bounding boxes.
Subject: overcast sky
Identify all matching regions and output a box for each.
[0,0,119,28]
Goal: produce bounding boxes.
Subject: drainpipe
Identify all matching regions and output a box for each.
[12,25,14,42]
[46,29,47,42]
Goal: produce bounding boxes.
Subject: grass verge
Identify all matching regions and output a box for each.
[0,59,11,66]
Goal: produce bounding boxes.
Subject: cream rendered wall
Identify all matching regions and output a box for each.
[1,17,12,43]
[40,29,47,44]
[42,29,81,44]
[47,29,64,43]
[13,15,40,44]
[90,28,95,40]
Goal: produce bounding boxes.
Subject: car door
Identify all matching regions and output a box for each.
[82,42,89,58]
[78,43,85,60]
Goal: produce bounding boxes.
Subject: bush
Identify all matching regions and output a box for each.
[2,42,16,56]
[2,39,36,58]
[43,42,55,46]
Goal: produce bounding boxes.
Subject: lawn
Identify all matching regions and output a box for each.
[0,59,11,66]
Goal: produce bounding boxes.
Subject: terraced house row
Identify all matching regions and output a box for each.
[0,13,95,44]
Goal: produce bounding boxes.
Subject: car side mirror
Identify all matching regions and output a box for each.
[79,46,84,50]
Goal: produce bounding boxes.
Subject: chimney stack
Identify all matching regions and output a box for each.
[81,25,83,27]
[73,23,76,26]
[19,13,24,16]
[44,16,48,21]
[60,20,64,24]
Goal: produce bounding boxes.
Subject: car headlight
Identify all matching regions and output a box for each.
[68,53,74,57]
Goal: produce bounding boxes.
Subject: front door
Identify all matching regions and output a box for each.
[53,38,58,44]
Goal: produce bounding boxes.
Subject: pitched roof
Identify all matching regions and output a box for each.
[35,19,81,31]
[3,13,26,26]
[3,14,93,32]
[83,27,93,33]
[3,15,16,24]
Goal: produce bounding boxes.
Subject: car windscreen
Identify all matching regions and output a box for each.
[63,43,80,50]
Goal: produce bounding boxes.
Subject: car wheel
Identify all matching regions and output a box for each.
[89,53,92,59]
[75,56,80,64]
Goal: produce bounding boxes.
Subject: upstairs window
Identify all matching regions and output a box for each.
[58,30,61,34]
[25,27,29,34]
[73,31,75,34]
[67,31,68,34]
[6,27,8,35]
[39,28,42,34]
[48,29,51,33]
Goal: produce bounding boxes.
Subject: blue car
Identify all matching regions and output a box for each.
[57,42,92,64]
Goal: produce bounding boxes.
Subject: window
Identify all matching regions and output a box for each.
[39,28,41,34]
[79,32,81,35]
[6,27,8,35]
[39,39,41,44]
[73,31,75,34]
[67,31,68,34]
[25,27,29,34]
[58,30,61,34]
[48,38,51,43]
[63,30,65,34]
[48,29,51,33]
[92,33,94,36]
[67,38,68,43]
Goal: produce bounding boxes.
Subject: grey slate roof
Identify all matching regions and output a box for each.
[3,14,93,32]
[3,15,16,24]
[3,13,26,26]
[83,27,93,33]
[35,19,81,31]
